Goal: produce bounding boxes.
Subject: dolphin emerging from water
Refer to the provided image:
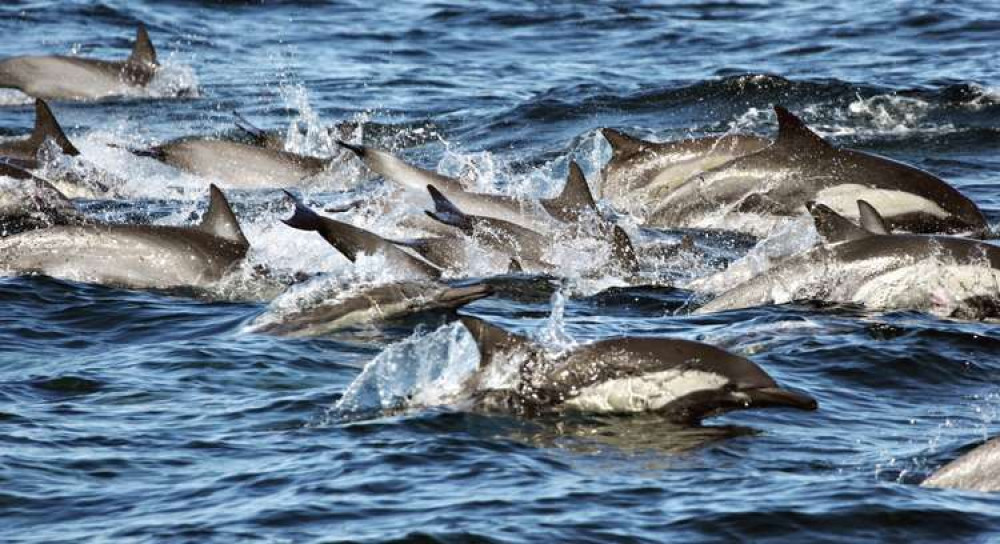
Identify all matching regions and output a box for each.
[0,184,249,290]
[923,437,1000,493]
[695,200,1000,316]
[642,106,987,236]
[0,24,159,101]
[459,316,817,423]
[0,160,90,236]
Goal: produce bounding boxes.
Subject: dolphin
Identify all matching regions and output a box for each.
[0,24,159,101]
[459,316,817,422]
[281,191,442,279]
[599,128,769,216]
[645,106,987,236]
[126,136,338,189]
[0,184,249,290]
[695,200,1000,315]
[0,99,117,197]
[337,142,597,232]
[249,281,492,337]
[233,111,357,152]
[923,437,1000,493]
[0,160,90,236]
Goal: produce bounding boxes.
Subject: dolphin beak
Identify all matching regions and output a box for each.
[441,284,493,306]
[740,387,818,411]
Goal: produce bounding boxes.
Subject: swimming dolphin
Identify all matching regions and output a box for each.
[459,316,817,422]
[233,111,357,152]
[923,437,1000,493]
[249,281,492,337]
[645,106,987,236]
[695,200,1000,315]
[0,24,159,101]
[0,160,90,236]
[599,128,769,216]
[281,191,442,279]
[337,142,596,232]
[0,184,249,290]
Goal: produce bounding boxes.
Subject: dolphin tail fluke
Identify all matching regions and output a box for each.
[424,185,473,233]
[805,201,869,243]
[773,106,830,150]
[541,161,597,221]
[601,128,646,159]
[129,23,158,67]
[459,315,524,367]
[857,200,890,234]
[28,99,80,157]
[201,185,249,247]
[281,190,324,233]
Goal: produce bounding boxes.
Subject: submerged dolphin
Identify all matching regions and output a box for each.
[250,281,492,337]
[695,200,1000,316]
[0,24,159,101]
[645,106,987,235]
[923,437,1000,493]
[0,160,90,236]
[281,191,442,279]
[599,129,769,216]
[0,184,249,290]
[337,142,596,232]
[459,316,817,422]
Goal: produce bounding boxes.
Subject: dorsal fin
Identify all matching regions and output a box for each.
[128,23,158,67]
[806,201,869,243]
[200,184,249,247]
[507,258,523,274]
[541,161,597,222]
[774,106,830,151]
[28,99,79,157]
[857,200,889,234]
[424,185,473,233]
[601,128,646,159]
[460,316,527,368]
[609,225,640,275]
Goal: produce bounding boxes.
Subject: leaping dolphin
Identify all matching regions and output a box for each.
[695,200,1000,316]
[459,316,817,423]
[0,24,159,101]
[644,106,987,236]
[0,184,249,290]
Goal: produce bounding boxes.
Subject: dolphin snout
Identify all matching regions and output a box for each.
[740,387,818,411]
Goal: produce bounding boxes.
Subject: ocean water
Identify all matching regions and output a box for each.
[2,1,1000,542]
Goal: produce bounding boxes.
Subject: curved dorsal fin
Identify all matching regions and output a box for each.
[128,23,158,67]
[806,201,869,243]
[507,258,523,274]
[857,200,890,234]
[610,225,640,276]
[460,316,527,367]
[601,128,646,159]
[29,99,79,157]
[774,106,830,151]
[541,161,597,222]
[200,184,249,247]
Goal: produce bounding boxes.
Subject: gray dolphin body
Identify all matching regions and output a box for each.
[0,185,248,290]
[0,24,158,101]
[337,142,594,232]
[599,129,769,217]
[695,201,1000,315]
[923,437,1000,493]
[282,192,442,279]
[130,137,335,189]
[459,316,817,423]
[645,107,987,236]
[250,281,492,337]
[0,161,90,235]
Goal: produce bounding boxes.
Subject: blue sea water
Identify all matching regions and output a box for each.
[1,1,1000,542]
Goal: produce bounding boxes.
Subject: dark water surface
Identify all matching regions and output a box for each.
[2,1,1000,542]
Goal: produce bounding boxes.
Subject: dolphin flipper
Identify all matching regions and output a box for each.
[541,161,598,222]
[857,200,890,235]
[806,201,870,243]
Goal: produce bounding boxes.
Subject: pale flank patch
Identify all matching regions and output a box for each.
[815,184,950,221]
[563,369,728,414]
[852,262,1000,313]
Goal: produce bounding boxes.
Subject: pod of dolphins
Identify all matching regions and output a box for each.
[2,23,998,493]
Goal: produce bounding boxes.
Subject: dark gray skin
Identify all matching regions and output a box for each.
[0,160,90,236]
[0,24,158,101]
[599,128,769,216]
[0,184,249,290]
[647,106,987,236]
[233,111,358,152]
[695,200,1000,315]
[923,437,1000,493]
[0,99,117,198]
[251,281,492,337]
[282,191,442,280]
[459,316,817,423]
